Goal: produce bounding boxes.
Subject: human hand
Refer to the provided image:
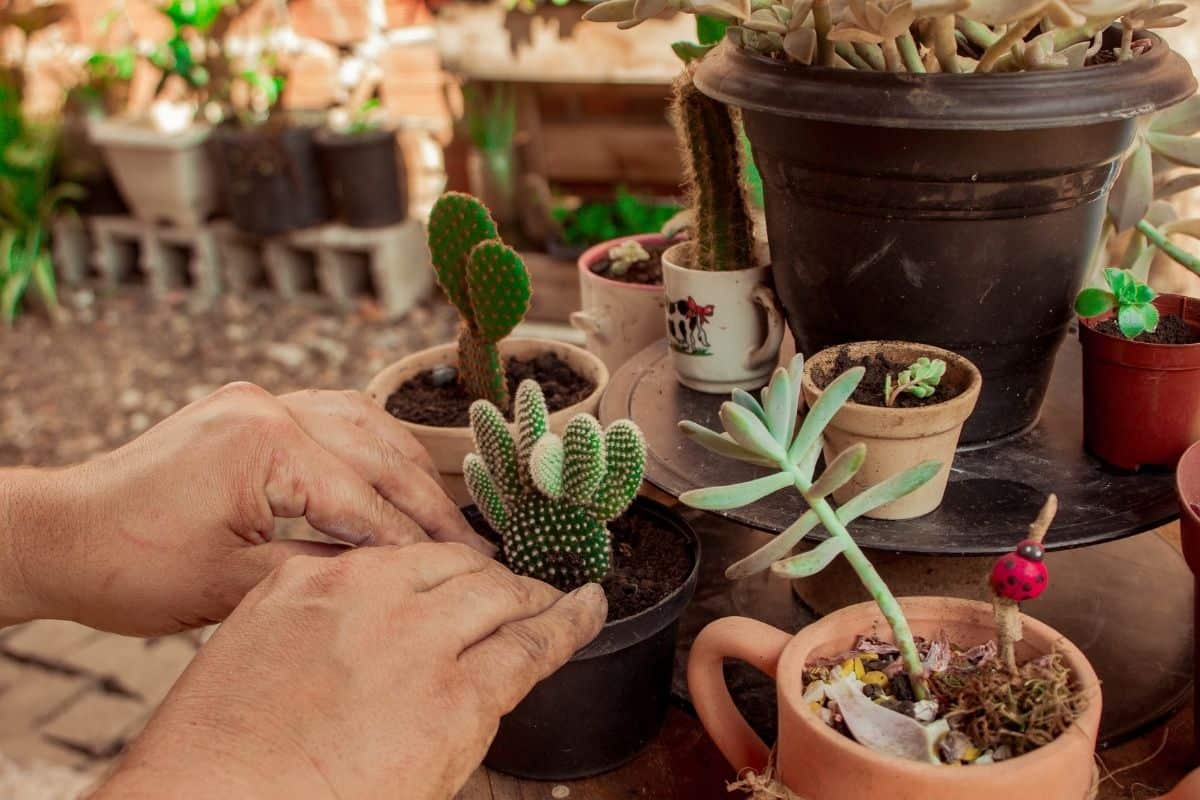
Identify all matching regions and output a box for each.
[0,383,492,635]
[96,543,608,800]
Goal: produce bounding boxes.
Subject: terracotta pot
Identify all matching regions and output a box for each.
[89,119,221,228]
[801,341,982,520]
[1079,293,1200,471]
[1178,440,1200,768]
[662,241,785,394]
[688,597,1102,800]
[365,338,609,475]
[570,234,667,371]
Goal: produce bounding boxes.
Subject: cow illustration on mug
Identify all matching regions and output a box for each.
[668,296,715,357]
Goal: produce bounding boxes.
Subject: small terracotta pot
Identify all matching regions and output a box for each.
[1079,293,1200,471]
[662,241,785,394]
[365,338,609,475]
[688,597,1102,800]
[570,234,667,371]
[801,341,982,520]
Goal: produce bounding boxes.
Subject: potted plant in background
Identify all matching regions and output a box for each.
[60,46,135,216]
[315,95,408,229]
[659,65,783,394]
[801,341,982,519]
[211,54,331,236]
[366,192,608,473]
[89,0,239,228]
[586,0,1197,443]
[461,82,518,227]
[679,360,1100,798]
[463,380,700,778]
[1076,266,1200,469]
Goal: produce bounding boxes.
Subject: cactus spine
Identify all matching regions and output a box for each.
[668,66,755,272]
[427,192,532,409]
[464,380,647,591]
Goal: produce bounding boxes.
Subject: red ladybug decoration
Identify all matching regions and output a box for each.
[989,539,1048,602]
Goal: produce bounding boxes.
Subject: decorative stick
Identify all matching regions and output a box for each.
[990,494,1056,672]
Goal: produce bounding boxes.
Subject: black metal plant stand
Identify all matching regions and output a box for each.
[601,337,1194,748]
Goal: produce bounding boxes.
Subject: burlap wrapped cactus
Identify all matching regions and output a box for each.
[427,192,532,408]
[464,380,646,590]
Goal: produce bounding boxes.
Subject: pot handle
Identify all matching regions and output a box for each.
[746,285,785,370]
[569,310,607,343]
[687,616,792,774]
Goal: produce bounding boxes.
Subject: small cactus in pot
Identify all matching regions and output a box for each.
[464,380,647,590]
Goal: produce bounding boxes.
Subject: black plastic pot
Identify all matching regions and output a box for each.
[695,29,1196,444]
[315,128,407,228]
[466,497,701,780]
[211,116,330,236]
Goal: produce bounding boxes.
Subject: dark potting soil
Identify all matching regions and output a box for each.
[814,347,964,409]
[385,352,595,428]
[1095,313,1200,345]
[589,243,666,286]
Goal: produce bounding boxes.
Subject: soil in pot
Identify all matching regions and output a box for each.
[1095,314,1200,345]
[384,352,596,428]
[588,242,666,286]
[812,346,965,409]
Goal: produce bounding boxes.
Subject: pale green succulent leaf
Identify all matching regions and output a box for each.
[678,420,778,468]
[732,388,769,425]
[787,367,863,465]
[804,442,866,502]
[769,536,847,578]
[679,470,793,510]
[1108,140,1154,232]
[763,367,798,447]
[1150,95,1200,137]
[1147,132,1200,169]
[721,402,787,463]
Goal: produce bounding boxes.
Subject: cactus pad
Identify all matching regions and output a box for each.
[464,380,647,591]
[428,192,499,317]
[467,240,532,342]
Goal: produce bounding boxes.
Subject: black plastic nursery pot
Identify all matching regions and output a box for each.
[466,497,700,780]
[211,115,331,236]
[314,128,408,228]
[695,30,1196,444]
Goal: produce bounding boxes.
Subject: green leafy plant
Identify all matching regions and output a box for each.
[884,357,946,406]
[427,192,532,409]
[1075,266,1159,339]
[552,188,681,247]
[464,380,646,591]
[346,97,382,135]
[678,355,941,698]
[461,82,518,222]
[586,0,1185,74]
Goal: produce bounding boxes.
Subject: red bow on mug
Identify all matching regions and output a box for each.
[686,296,715,323]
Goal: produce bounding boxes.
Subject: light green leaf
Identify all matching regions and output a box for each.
[787,367,863,465]
[804,443,866,502]
[1108,140,1154,233]
[1150,96,1200,136]
[678,420,778,468]
[795,436,822,484]
[721,402,787,463]
[31,252,56,311]
[1117,303,1149,339]
[732,388,768,425]
[770,537,848,578]
[679,470,794,511]
[1147,132,1200,169]
[763,367,797,447]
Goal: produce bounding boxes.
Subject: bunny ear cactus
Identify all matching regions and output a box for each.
[427,192,532,409]
[464,380,647,591]
[678,355,941,699]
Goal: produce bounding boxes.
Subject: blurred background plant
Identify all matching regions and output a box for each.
[551,186,680,247]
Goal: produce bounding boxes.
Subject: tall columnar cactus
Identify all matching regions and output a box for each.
[427,192,532,409]
[668,67,756,272]
[464,380,647,591]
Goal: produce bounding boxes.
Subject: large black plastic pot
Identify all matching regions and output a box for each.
[467,497,700,780]
[315,128,407,228]
[211,116,330,236]
[695,29,1195,444]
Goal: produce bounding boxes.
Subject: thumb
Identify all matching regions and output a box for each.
[224,540,351,604]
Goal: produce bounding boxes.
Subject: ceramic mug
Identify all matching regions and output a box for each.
[570,234,668,371]
[661,241,784,394]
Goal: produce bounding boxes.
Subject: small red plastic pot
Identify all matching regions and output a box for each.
[1079,293,1200,470]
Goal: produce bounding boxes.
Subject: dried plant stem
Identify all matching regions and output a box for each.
[836,42,873,70]
[1137,219,1200,274]
[931,15,959,73]
[977,15,1038,72]
[898,32,926,72]
[813,0,835,66]
[1118,23,1134,60]
[854,41,887,70]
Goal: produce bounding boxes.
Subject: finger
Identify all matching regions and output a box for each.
[345,541,495,593]
[284,406,494,555]
[264,436,431,547]
[280,390,442,486]
[424,564,562,650]
[459,583,607,715]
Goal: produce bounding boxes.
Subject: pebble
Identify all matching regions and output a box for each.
[118,389,144,411]
[431,365,458,387]
[129,412,152,433]
[551,786,570,799]
[265,343,308,370]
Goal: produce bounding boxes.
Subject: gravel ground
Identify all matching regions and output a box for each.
[0,288,459,469]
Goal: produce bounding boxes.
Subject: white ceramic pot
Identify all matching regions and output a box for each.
[89,119,220,228]
[661,241,784,394]
[366,338,609,475]
[570,234,667,370]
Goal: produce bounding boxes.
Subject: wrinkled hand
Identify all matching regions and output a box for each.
[0,383,492,635]
[96,543,608,800]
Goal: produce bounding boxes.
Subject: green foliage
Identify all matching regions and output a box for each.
[148,0,238,92]
[884,357,946,407]
[678,355,939,697]
[427,193,531,408]
[346,98,382,135]
[552,188,681,247]
[1075,267,1159,340]
[464,380,646,590]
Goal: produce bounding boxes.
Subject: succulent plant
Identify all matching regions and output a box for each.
[884,357,947,406]
[678,355,941,697]
[669,66,756,271]
[1075,266,1159,339]
[583,0,1183,73]
[607,239,651,276]
[427,192,532,409]
[464,380,647,591]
